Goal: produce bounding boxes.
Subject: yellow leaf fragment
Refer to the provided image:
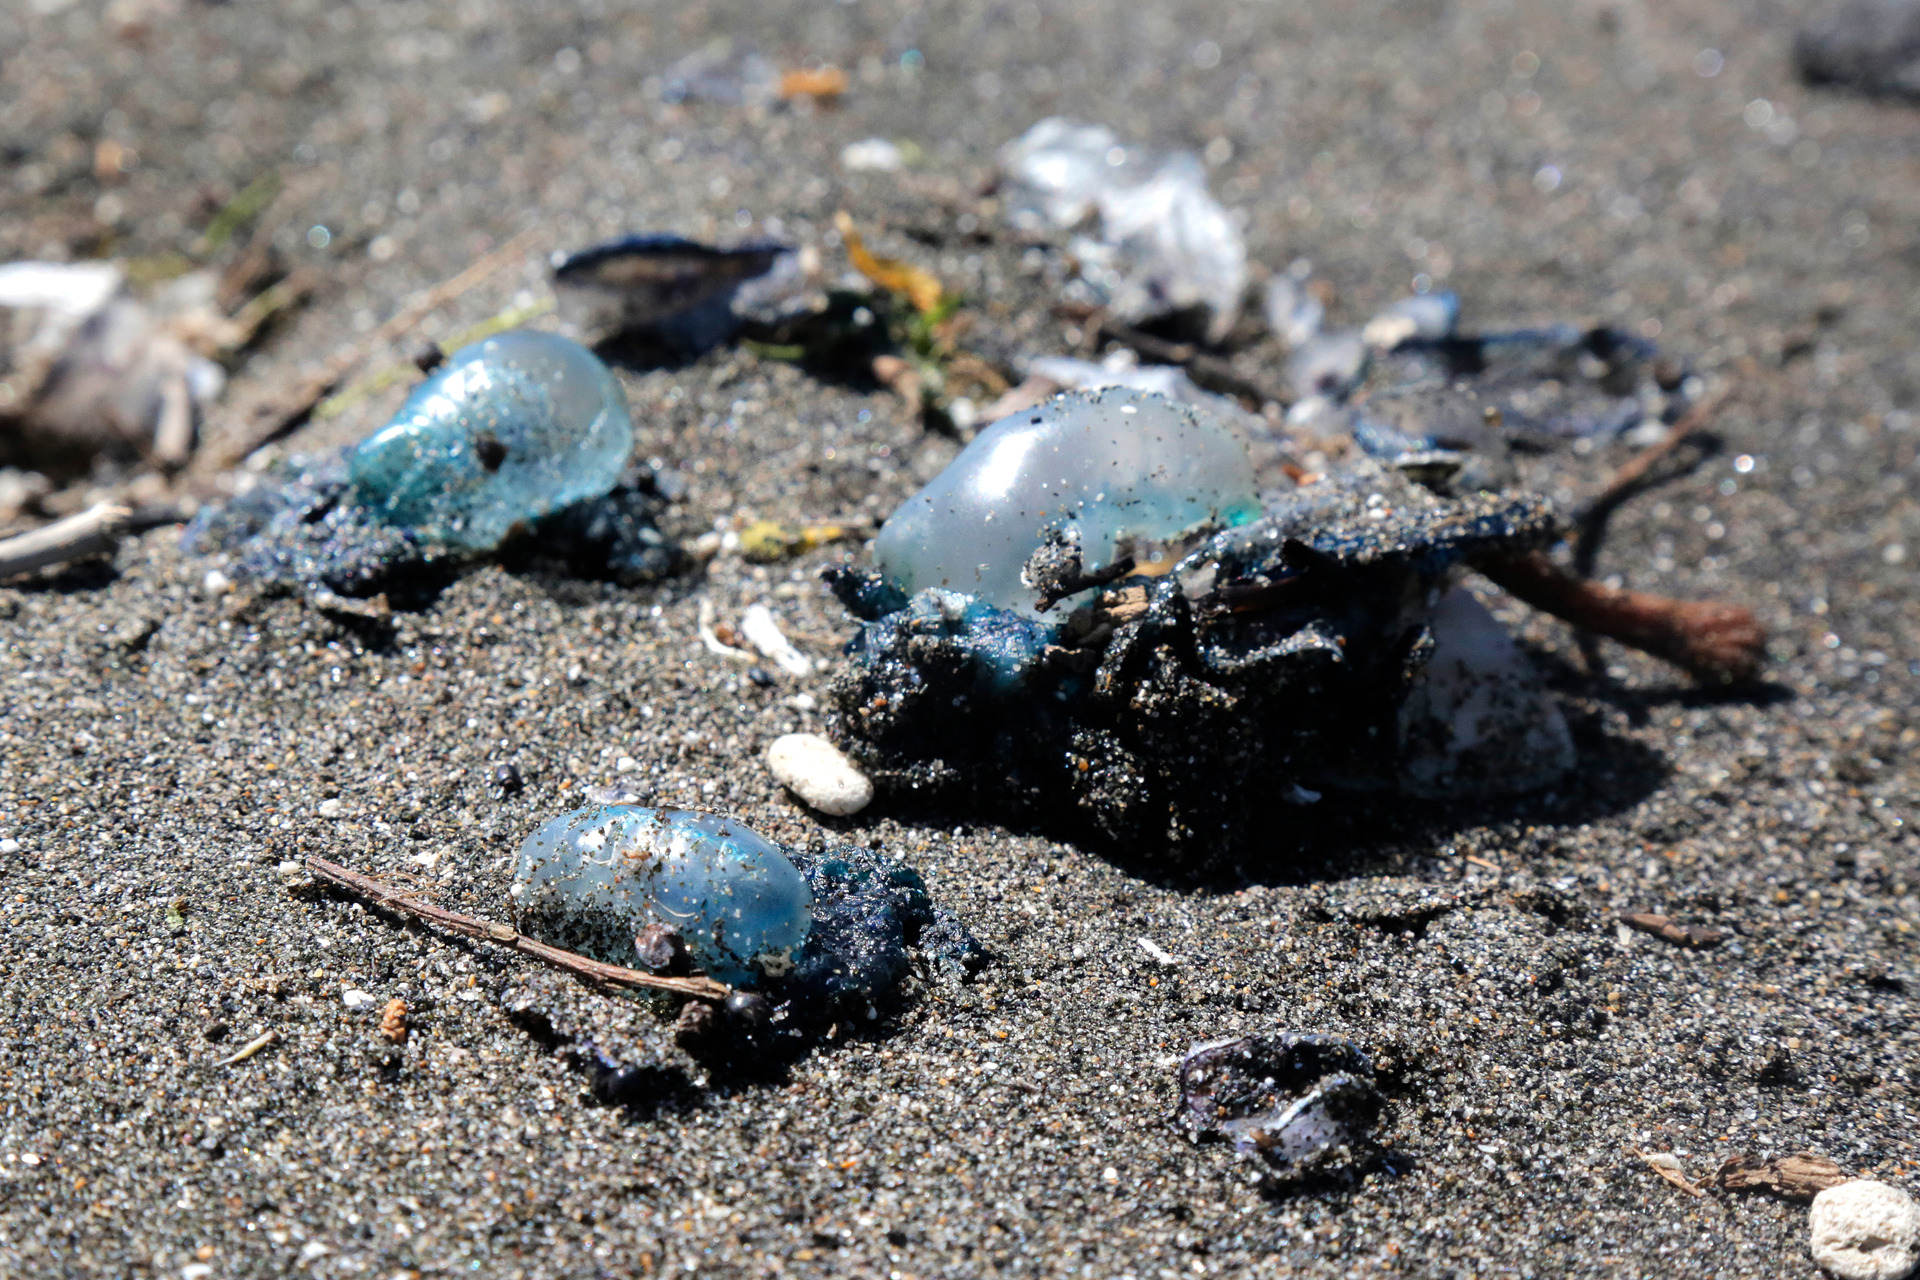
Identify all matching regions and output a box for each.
[834,211,944,316]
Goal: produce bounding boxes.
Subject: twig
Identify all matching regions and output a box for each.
[1474,549,1765,684]
[303,856,733,1003]
[215,1028,281,1067]
[1618,911,1728,948]
[1095,317,1294,411]
[198,228,543,470]
[0,502,130,580]
[1631,1148,1707,1199]
[1574,389,1726,576]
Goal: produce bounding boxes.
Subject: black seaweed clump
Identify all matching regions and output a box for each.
[826,459,1561,859]
[776,843,984,1014]
[184,452,684,603]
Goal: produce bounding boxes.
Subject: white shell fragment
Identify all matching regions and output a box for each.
[740,604,814,677]
[1810,1181,1920,1280]
[767,733,874,816]
[1396,586,1575,798]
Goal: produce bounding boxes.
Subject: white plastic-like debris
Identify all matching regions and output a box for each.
[740,604,814,676]
[841,138,905,173]
[1809,1181,1920,1280]
[0,261,226,468]
[1362,292,1461,350]
[998,118,1247,342]
[341,989,376,1010]
[1097,152,1247,342]
[766,733,874,816]
[998,118,1123,229]
[1262,274,1326,349]
[1395,586,1575,798]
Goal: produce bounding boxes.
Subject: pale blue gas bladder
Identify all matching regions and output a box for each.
[872,387,1260,616]
[511,806,813,986]
[348,330,633,550]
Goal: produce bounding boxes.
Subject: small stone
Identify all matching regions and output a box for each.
[316,798,344,818]
[379,998,408,1044]
[200,568,232,595]
[0,839,18,855]
[341,989,377,1011]
[766,733,874,816]
[615,755,639,773]
[1810,1181,1920,1280]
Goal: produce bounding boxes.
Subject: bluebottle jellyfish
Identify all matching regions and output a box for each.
[826,387,1584,856]
[513,806,813,985]
[872,386,1261,616]
[185,330,682,600]
[829,381,1760,857]
[349,330,634,551]
[510,804,982,1014]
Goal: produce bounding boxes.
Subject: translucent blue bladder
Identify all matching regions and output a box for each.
[511,806,812,986]
[348,330,633,550]
[872,387,1260,616]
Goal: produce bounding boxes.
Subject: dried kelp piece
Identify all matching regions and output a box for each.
[1713,1152,1852,1199]
[1175,1032,1383,1178]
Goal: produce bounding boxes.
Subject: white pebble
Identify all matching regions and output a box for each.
[340,989,376,1011]
[842,137,905,172]
[201,568,232,595]
[0,839,18,855]
[1810,1181,1920,1280]
[316,798,344,818]
[741,604,814,677]
[615,755,638,773]
[766,733,873,816]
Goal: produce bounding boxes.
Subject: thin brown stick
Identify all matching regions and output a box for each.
[304,856,732,1002]
[198,227,542,470]
[1574,388,1726,575]
[1094,317,1294,410]
[1474,549,1765,683]
[0,502,130,580]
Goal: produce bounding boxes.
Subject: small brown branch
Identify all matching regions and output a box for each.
[304,856,732,1003]
[1618,911,1728,948]
[1094,318,1294,411]
[1574,389,1725,575]
[1475,549,1765,683]
[0,502,130,580]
